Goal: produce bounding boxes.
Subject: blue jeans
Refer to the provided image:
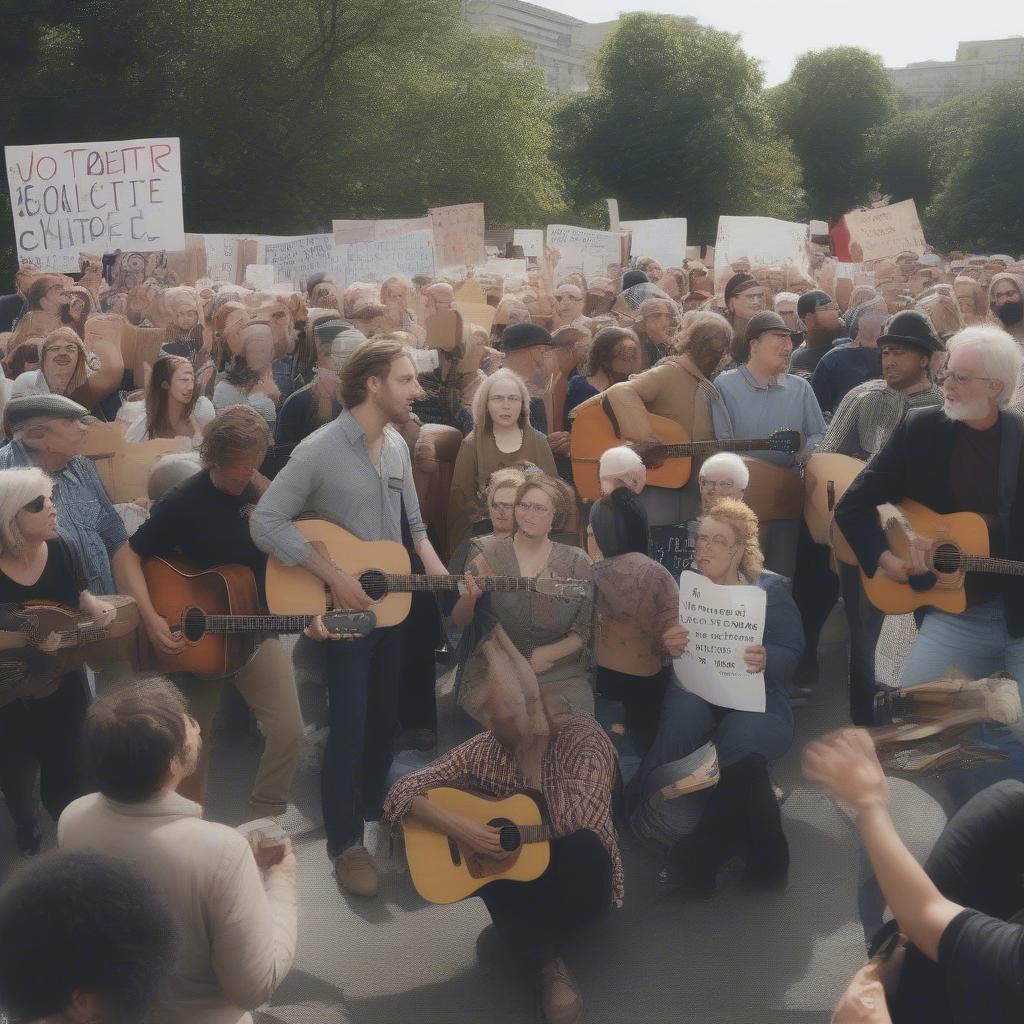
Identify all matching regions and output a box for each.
[316,626,402,859]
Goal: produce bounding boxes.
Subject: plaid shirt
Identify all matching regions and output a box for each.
[383,715,624,905]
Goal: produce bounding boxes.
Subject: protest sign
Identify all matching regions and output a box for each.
[429,203,486,269]
[621,218,688,269]
[482,257,528,278]
[337,229,436,283]
[243,264,276,291]
[332,216,432,245]
[843,199,927,262]
[673,570,767,713]
[200,234,241,283]
[5,137,184,272]
[605,198,620,232]
[714,216,810,287]
[258,234,344,287]
[547,224,623,280]
[513,229,544,260]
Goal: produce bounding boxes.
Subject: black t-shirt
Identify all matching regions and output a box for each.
[0,537,84,607]
[129,470,267,588]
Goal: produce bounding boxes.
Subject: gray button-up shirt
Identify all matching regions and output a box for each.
[250,409,427,566]
[0,440,128,595]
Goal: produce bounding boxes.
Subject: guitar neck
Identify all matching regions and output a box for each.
[53,623,113,650]
[202,615,316,634]
[516,824,553,844]
[662,438,778,458]
[958,556,1024,576]
[381,574,538,594]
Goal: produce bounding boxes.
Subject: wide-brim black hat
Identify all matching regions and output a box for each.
[877,310,945,354]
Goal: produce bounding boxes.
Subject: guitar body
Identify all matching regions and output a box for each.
[142,557,261,678]
[403,788,551,904]
[741,457,804,524]
[859,500,991,614]
[804,454,866,544]
[570,402,692,500]
[265,521,413,627]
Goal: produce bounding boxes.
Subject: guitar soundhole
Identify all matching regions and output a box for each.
[358,570,388,602]
[933,543,961,574]
[490,817,521,852]
[182,607,206,642]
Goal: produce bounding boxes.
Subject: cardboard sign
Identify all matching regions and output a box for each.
[714,216,810,286]
[546,224,623,280]
[244,264,276,291]
[429,203,486,269]
[332,216,432,245]
[201,234,242,284]
[337,229,436,283]
[513,229,544,260]
[674,571,767,713]
[5,137,185,272]
[258,234,343,287]
[844,199,927,262]
[621,218,688,269]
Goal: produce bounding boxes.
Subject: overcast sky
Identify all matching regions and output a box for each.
[539,0,1022,86]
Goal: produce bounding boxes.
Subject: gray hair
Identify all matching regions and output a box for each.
[698,452,750,489]
[0,467,53,556]
[773,292,800,310]
[946,325,1023,409]
[471,367,531,435]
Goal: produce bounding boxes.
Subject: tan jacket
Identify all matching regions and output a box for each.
[59,790,297,1024]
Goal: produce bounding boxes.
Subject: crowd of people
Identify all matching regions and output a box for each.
[0,240,1023,1024]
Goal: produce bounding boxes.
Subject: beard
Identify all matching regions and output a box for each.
[943,396,991,422]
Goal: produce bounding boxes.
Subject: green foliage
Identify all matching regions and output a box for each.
[771,47,897,220]
[551,13,805,240]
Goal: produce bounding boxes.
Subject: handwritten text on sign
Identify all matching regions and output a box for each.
[673,570,767,712]
[5,138,185,272]
[844,199,927,262]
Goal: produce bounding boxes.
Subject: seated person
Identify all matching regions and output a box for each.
[806,730,1024,1024]
[0,850,176,1024]
[448,466,528,576]
[452,474,594,714]
[628,498,803,893]
[597,445,646,496]
[675,451,750,572]
[58,678,298,1024]
[117,354,215,443]
[384,625,621,1024]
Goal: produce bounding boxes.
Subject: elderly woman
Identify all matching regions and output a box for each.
[213,319,279,423]
[633,297,679,369]
[0,467,114,855]
[564,326,641,418]
[629,498,803,894]
[117,354,215,444]
[598,446,646,496]
[447,368,557,554]
[453,474,596,714]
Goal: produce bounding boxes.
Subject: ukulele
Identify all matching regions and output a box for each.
[142,556,376,679]
[403,788,552,904]
[264,521,591,626]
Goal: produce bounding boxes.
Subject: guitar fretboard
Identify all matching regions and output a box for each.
[954,555,1024,576]
[380,574,539,593]
[202,615,315,634]
[660,437,779,458]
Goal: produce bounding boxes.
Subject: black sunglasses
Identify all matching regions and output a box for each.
[22,495,46,514]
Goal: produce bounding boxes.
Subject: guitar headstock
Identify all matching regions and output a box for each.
[322,611,377,639]
[534,579,591,600]
[769,430,802,454]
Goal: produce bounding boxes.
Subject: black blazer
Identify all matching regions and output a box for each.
[834,405,1024,635]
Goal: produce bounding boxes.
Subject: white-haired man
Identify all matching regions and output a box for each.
[836,325,1024,802]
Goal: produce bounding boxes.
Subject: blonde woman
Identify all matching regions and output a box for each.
[628,498,803,894]
[447,368,556,553]
[0,467,114,855]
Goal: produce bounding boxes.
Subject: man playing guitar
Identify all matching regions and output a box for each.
[251,337,450,897]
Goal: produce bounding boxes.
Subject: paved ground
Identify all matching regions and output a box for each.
[0,608,949,1023]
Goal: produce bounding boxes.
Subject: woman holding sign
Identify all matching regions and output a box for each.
[628,498,803,895]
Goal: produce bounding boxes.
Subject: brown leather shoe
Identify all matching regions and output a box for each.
[333,845,380,898]
[538,958,582,1024]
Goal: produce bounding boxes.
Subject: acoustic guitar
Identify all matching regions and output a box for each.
[141,556,376,679]
[803,453,865,564]
[403,788,551,904]
[0,596,139,707]
[569,400,802,501]
[264,521,591,625]
[858,499,1024,614]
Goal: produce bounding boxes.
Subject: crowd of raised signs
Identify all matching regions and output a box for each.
[1,232,1024,1024]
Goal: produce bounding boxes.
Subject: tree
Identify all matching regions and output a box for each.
[770,47,897,220]
[551,13,804,241]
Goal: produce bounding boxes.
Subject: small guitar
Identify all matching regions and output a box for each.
[403,788,552,904]
[265,521,591,625]
[0,597,139,706]
[142,556,376,679]
[859,499,1024,614]
[569,400,801,500]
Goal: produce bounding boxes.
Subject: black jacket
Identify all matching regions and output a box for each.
[834,405,1024,635]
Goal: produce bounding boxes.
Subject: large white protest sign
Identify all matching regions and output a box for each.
[714,216,809,285]
[513,229,544,260]
[482,257,528,278]
[337,229,436,283]
[332,216,432,245]
[200,234,241,283]
[844,199,927,262]
[621,218,688,269]
[673,571,767,713]
[258,234,344,287]
[5,137,185,272]
[546,224,622,279]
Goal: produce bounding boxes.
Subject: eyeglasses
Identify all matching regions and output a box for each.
[21,495,47,514]
[490,501,515,513]
[699,478,737,492]
[935,370,997,387]
[516,501,553,515]
[694,532,734,549]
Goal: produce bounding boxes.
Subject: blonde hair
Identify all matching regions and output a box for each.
[699,497,763,580]
[485,466,527,504]
[41,326,89,395]
[0,467,53,556]
[471,367,530,435]
[513,474,573,533]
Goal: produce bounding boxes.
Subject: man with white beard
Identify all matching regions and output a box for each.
[835,324,1024,803]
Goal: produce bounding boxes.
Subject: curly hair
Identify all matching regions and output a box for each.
[199,404,271,468]
[485,466,527,503]
[669,309,732,360]
[513,473,574,533]
[698,496,764,580]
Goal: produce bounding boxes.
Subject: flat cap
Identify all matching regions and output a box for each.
[501,322,553,351]
[6,394,94,432]
[744,311,790,342]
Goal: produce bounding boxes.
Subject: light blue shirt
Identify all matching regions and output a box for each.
[711,365,825,466]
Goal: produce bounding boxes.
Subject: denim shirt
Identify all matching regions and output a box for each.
[0,441,127,595]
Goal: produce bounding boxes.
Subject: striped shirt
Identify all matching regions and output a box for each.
[383,715,624,905]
